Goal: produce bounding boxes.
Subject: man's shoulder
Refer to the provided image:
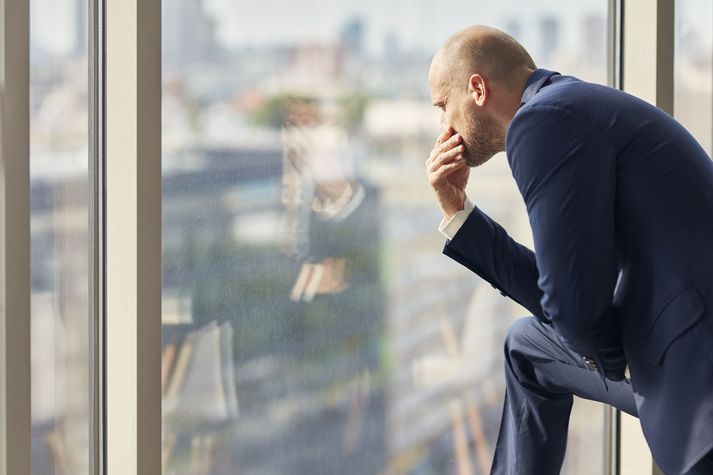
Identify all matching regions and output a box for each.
[523,75,620,116]
[507,89,587,147]
[508,75,627,144]
[505,78,615,183]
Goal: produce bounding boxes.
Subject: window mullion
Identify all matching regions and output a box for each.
[0,0,31,474]
[620,0,674,474]
[105,0,161,473]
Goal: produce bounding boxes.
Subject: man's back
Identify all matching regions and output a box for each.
[522,74,713,319]
[506,71,713,474]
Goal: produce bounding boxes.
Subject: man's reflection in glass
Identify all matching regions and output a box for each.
[280,94,365,301]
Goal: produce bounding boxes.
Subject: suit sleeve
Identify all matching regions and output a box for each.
[506,104,625,380]
[442,204,545,320]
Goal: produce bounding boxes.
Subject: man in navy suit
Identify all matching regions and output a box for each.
[426,25,713,474]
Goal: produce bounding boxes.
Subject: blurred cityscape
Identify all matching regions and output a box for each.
[28,0,711,474]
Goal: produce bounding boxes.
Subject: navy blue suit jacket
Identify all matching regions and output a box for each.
[442,68,713,474]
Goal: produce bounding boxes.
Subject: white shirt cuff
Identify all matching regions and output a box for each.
[438,197,474,240]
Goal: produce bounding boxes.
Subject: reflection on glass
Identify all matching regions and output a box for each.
[30,0,91,474]
[161,1,608,473]
[675,0,713,157]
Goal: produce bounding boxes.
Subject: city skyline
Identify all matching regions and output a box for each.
[31,0,713,61]
[34,0,609,60]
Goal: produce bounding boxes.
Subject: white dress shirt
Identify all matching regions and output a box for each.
[437,196,474,240]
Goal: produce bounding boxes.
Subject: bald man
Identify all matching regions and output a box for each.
[426,25,713,475]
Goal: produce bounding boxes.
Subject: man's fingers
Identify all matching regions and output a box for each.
[427,132,460,165]
[428,159,466,186]
[435,126,454,145]
[438,133,461,153]
[429,144,464,172]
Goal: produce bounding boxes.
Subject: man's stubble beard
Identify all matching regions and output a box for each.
[461,107,506,168]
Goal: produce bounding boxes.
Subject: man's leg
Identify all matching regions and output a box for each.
[490,316,638,475]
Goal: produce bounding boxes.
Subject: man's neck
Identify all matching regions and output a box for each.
[498,68,535,131]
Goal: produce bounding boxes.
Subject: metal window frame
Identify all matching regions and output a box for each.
[616,1,674,474]
[89,0,106,473]
[0,0,31,474]
[608,0,624,91]
[1,1,106,473]
[605,2,623,473]
[105,0,162,473]
[100,0,677,473]
[117,1,632,474]
[0,0,680,472]
[621,0,674,114]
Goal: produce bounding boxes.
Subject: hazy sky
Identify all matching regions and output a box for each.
[32,0,77,54]
[204,0,607,57]
[30,0,711,58]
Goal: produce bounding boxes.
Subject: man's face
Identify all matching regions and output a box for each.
[429,69,504,167]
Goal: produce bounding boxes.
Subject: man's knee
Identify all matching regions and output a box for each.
[503,316,571,397]
[504,316,540,356]
[503,317,542,388]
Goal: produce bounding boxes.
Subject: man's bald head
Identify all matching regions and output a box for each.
[430,25,536,92]
[428,26,536,168]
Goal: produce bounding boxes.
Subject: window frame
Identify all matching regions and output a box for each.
[0,0,31,473]
[0,0,684,473]
[105,0,666,472]
[617,1,673,474]
[105,0,162,473]
[90,0,106,472]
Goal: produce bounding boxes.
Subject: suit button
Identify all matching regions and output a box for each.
[499,291,507,297]
[582,356,599,372]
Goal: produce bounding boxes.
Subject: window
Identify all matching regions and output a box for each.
[8,0,706,472]
[674,0,713,156]
[160,1,610,473]
[29,0,92,473]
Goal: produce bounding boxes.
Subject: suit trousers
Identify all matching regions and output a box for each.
[491,316,713,475]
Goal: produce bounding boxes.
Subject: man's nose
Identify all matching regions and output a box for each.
[439,114,448,130]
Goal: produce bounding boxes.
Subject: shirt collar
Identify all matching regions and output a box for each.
[519,68,560,107]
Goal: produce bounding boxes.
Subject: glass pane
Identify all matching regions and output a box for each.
[675,0,713,157]
[30,0,91,473]
[161,2,608,474]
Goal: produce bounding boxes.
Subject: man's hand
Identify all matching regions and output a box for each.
[601,347,628,382]
[426,126,469,219]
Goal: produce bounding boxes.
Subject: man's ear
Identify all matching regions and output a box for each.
[468,73,487,107]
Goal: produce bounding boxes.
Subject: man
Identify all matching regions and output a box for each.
[426,25,713,474]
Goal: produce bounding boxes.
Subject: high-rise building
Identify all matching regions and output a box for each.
[505,19,523,42]
[163,0,221,69]
[75,0,88,56]
[582,13,606,68]
[540,16,560,62]
[340,16,365,59]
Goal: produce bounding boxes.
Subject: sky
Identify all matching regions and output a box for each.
[203,0,606,56]
[30,0,605,58]
[32,0,77,55]
[29,0,712,59]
